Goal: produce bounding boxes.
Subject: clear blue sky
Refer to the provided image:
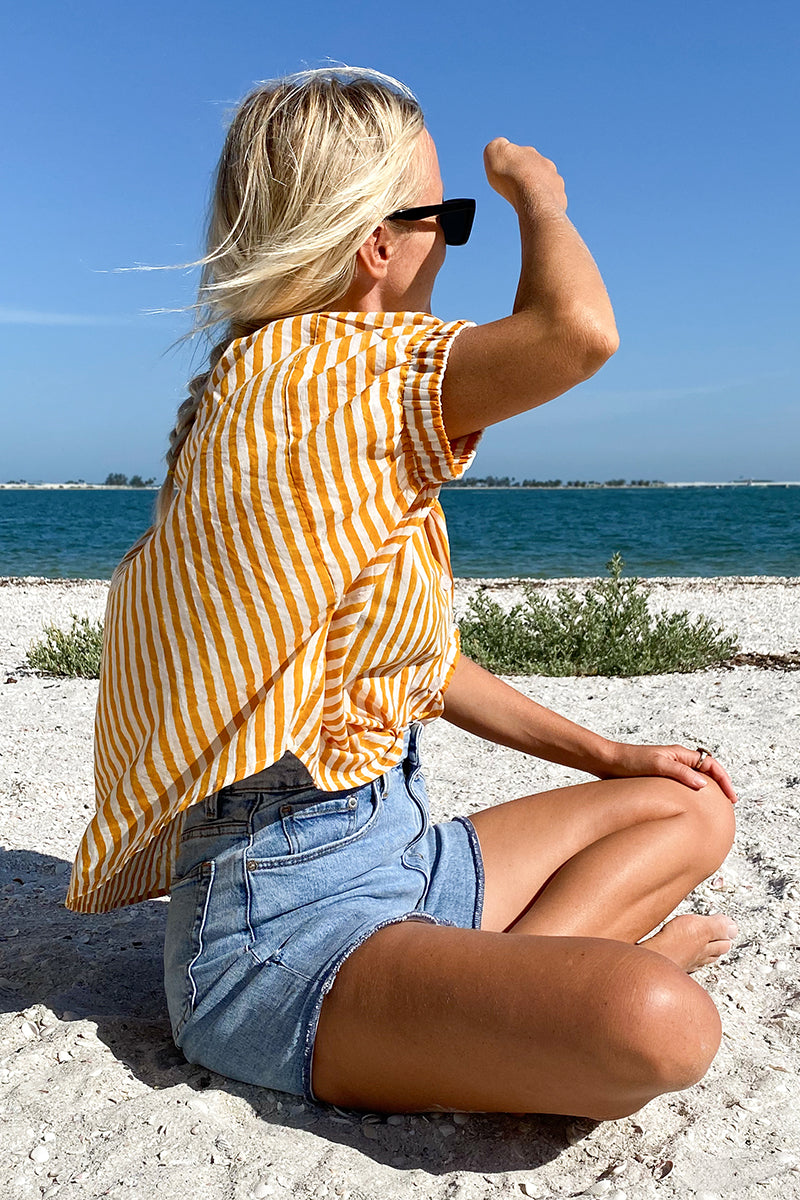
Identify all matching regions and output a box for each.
[3,0,798,483]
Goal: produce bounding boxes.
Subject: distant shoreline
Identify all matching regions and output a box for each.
[2,481,799,491]
[0,483,160,491]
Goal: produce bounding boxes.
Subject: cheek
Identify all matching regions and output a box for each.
[424,233,446,278]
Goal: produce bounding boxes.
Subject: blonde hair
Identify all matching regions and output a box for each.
[154,66,426,525]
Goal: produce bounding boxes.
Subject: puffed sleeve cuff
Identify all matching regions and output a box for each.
[402,318,483,487]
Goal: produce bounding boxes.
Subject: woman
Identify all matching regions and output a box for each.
[68,67,737,1119]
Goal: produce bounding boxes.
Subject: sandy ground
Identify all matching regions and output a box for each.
[1,576,799,1200]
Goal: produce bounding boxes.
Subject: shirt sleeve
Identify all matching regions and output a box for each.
[401,318,483,487]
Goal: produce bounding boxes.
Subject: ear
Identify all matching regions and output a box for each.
[355,223,393,281]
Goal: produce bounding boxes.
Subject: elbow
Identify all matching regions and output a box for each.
[565,307,619,382]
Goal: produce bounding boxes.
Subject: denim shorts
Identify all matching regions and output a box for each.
[163,724,485,1102]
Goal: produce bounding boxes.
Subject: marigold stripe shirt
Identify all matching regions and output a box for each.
[67,311,481,912]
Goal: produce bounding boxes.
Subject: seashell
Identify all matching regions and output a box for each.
[20,1020,38,1040]
[30,1146,49,1163]
[386,1114,404,1126]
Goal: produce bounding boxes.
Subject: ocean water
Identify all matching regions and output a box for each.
[0,485,798,580]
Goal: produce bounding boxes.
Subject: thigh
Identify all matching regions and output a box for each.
[467,775,731,933]
[311,918,720,1118]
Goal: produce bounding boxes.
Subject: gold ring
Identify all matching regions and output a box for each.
[695,746,712,770]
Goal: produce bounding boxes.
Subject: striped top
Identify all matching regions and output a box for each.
[67,311,481,912]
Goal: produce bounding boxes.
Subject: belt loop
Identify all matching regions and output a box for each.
[204,790,220,820]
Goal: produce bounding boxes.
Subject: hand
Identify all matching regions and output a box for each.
[483,137,568,215]
[597,742,738,804]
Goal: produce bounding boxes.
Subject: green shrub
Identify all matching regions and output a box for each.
[458,553,739,676]
[26,615,104,679]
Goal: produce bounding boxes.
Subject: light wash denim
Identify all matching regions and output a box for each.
[163,723,484,1101]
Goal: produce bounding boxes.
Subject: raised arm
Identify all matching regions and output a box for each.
[441,138,619,441]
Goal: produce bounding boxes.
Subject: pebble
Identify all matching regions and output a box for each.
[56,1049,73,1063]
[252,1184,272,1199]
[738,1098,762,1112]
[438,1123,456,1136]
[386,1114,405,1126]
[361,1124,379,1140]
[452,1112,469,1125]
[519,1185,542,1198]
[30,1146,50,1163]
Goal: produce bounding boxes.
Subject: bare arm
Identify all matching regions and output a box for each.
[441,139,619,442]
[441,653,737,800]
[442,652,615,774]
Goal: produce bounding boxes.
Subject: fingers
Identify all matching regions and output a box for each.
[664,746,737,802]
[698,756,738,804]
[678,744,738,804]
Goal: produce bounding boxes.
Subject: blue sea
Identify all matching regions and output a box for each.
[0,485,798,580]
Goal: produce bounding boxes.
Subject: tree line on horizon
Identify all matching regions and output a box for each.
[103,473,157,487]
[443,476,666,489]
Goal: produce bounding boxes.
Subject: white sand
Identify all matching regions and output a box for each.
[1,577,799,1199]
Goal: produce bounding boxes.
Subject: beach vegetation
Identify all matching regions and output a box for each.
[26,615,104,679]
[458,553,739,676]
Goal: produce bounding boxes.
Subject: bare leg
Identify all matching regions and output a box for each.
[469,774,735,961]
[311,921,721,1117]
[311,773,734,1114]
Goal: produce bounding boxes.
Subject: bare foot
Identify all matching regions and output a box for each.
[641,913,738,972]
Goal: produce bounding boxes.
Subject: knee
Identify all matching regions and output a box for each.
[614,961,721,1115]
[586,955,721,1121]
[680,776,736,877]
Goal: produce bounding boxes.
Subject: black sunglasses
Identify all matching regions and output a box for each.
[385,198,476,246]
